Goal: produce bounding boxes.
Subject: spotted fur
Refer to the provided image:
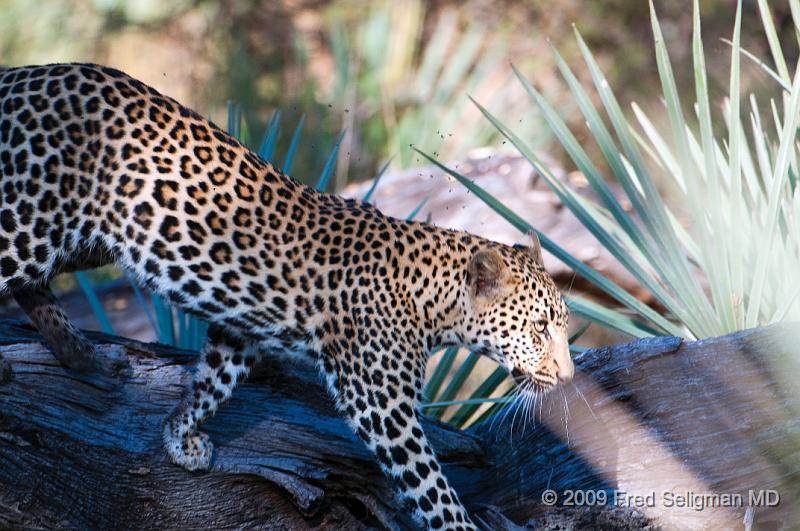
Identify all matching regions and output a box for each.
[0,63,573,530]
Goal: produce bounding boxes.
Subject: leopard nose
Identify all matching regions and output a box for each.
[557,358,574,383]
[554,330,573,384]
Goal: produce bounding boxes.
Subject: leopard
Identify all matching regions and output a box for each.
[0,63,573,530]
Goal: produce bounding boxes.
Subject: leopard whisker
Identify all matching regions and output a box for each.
[509,388,525,447]
[519,383,531,435]
[573,378,599,422]
[491,388,515,436]
[523,385,538,431]
[560,386,570,447]
[490,383,521,433]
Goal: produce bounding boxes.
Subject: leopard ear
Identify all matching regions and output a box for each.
[467,248,506,297]
[526,230,544,266]
[512,231,544,266]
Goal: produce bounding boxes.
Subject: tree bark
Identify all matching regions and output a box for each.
[0,319,797,529]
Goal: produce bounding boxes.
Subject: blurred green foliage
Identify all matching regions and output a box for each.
[3,0,794,186]
[435,0,800,339]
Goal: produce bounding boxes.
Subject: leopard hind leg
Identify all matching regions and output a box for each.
[13,284,98,372]
[6,246,115,373]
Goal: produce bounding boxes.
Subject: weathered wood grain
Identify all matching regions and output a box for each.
[1,320,797,529]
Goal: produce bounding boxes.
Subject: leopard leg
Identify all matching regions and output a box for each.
[325,350,476,531]
[8,245,115,373]
[13,285,97,372]
[163,325,258,471]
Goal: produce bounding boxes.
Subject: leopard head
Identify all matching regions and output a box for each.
[459,233,572,393]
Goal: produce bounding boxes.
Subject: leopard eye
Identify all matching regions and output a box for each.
[534,320,549,338]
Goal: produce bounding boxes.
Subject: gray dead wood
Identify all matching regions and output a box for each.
[0,319,797,529]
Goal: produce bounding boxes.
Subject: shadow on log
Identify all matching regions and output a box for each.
[0,319,798,529]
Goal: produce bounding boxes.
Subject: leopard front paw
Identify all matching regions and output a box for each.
[163,422,213,471]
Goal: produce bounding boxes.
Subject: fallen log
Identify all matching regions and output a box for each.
[0,319,797,529]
